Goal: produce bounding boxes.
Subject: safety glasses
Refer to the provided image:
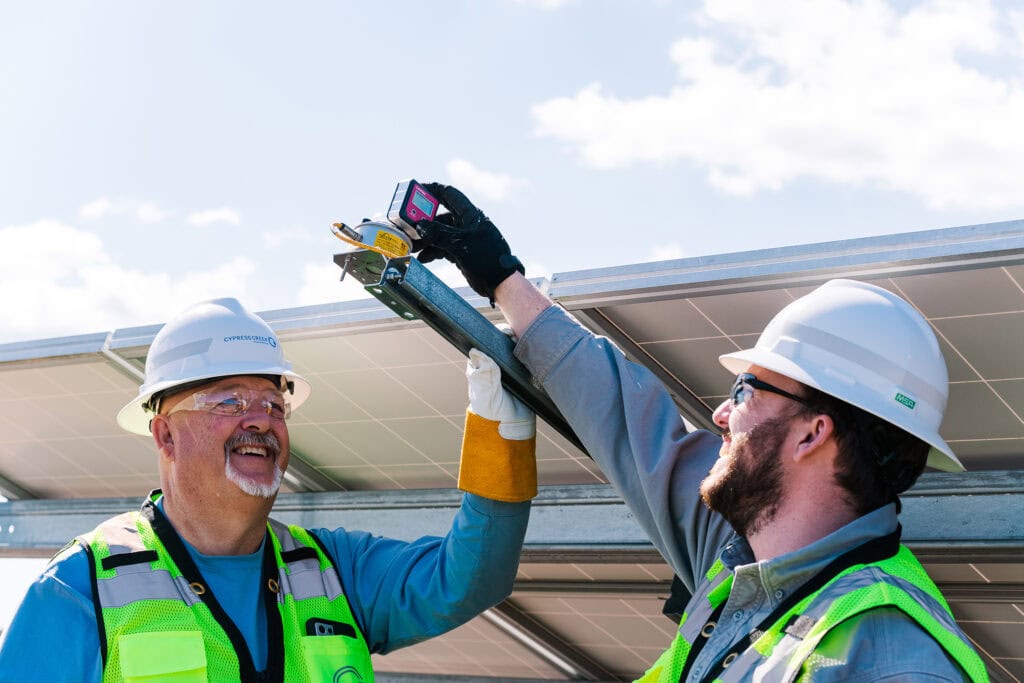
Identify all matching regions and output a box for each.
[729,372,808,408]
[166,388,291,421]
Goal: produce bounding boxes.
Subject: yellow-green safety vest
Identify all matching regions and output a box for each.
[78,492,373,682]
[639,534,988,682]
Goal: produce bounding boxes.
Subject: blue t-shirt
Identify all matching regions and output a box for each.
[0,493,529,681]
[184,533,267,667]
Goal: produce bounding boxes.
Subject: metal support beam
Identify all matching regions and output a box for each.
[483,601,616,681]
[511,579,1024,604]
[899,470,1024,563]
[940,583,1024,604]
[1,474,1022,557]
[335,253,587,455]
[100,332,146,383]
[514,580,673,595]
[281,446,345,493]
[0,473,36,502]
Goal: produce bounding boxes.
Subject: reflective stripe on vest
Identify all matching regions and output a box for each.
[637,559,732,683]
[80,498,374,683]
[269,520,346,603]
[637,545,988,683]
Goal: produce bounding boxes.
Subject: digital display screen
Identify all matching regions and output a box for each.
[411,189,436,215]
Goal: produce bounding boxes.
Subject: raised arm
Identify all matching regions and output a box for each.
[494,272,554,338]
[413,183,734,588]
[319,351,536,652]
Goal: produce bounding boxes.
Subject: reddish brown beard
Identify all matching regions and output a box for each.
[700,416,790,537]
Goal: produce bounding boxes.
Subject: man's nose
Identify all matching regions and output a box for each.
[712,399,732,430]
[240,408,272,431]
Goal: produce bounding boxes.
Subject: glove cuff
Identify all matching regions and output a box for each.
[459,411,537,503]
[480,254,525,306]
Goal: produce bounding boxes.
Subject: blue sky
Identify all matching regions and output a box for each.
[1,0,1024,623]
[2,0,1023,344]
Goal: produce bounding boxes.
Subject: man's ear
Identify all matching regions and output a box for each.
[151,415,175,459]
[792,412,834,463]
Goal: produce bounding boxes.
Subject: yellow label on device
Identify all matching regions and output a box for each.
[374,230,410,256]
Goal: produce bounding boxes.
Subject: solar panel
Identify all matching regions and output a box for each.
[1,219,1021,680]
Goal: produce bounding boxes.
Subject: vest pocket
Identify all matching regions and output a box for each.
[118,630,207,682]
[301,635,373,682]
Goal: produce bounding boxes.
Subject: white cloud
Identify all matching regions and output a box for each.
[263,226,313,250]
[135,202,167,223]
[1010,9,1024,58]
[78,197,167,222]
[531,0,1024,211]
[0,220,256,342]
[79,197,115,220]
[187,208,241,226]
[521,259,551,281]
[296,261,371,306]
[446,159,528,202]
[2,220,107,284]
[512,0,574,8]
[645,244,686,262]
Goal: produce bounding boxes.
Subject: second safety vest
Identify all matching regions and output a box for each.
[638,531,988,682]
[78,492,373,683]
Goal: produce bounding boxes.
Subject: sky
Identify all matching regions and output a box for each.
[2,0,1024,625]
[2,0,1024,346]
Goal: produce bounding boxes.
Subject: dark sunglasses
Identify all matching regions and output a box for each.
[729,372,808,407]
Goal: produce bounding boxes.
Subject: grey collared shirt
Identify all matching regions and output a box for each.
[515,305,971,681]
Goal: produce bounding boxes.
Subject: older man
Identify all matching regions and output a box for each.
[0,297,536,682]
[413,184,988,682]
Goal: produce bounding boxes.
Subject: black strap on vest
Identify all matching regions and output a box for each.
[101,550,159,571]
[680,526,901,683]
[280,546,319,564]
[80,538,109,666]
[142,492,286,682]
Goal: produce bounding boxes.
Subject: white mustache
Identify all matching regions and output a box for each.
[225,430,281,459]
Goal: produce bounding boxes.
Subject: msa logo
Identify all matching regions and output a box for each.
[333,666,363,682]
[894,393,916,410]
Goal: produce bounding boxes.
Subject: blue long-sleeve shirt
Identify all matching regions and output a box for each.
[514,305,972,681]
[0,493,529,681]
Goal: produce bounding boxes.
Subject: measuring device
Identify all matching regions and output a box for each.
[331,181,589,456]
[332,179,438,283]
[388,179,439,239]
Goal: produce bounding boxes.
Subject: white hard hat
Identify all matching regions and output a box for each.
[117,297,311,435]
[720,279,963,472]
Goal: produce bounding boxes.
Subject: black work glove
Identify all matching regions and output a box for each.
[413,183,524,305]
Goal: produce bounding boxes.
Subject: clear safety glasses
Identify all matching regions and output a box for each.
[166,388,291,421]
[729,372,808,408]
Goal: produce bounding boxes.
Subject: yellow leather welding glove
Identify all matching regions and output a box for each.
[459,348,537,502]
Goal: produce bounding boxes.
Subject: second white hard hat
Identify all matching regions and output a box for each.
[117,298,311,436]
[720,279,963,472]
